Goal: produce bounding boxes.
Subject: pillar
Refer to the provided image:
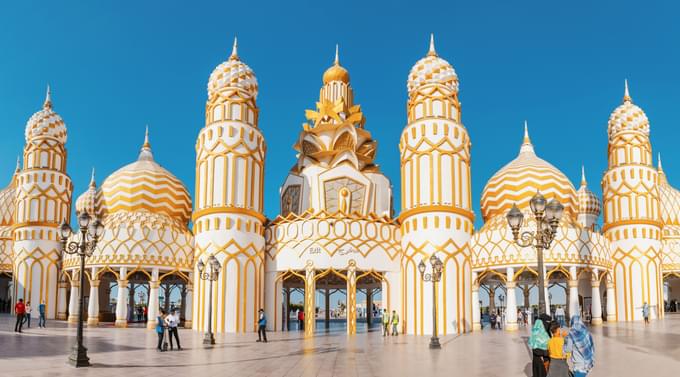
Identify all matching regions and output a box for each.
[56,279,69,320]
[568,266,579,320]
[87,278,100,326]
[488,285,496,314]
[505,267,518,331]
[472,283,481,331]
[346,261,357,335]
[147,269,160,329]
[544,283,551,314]
[285,288,291,331]
[184,282,193,329]
[606,280,616,322]
[304,262,315,337]
[523,285,530,309]
[67,279,79,324]
[324,289,330,329]
[115,268,128,328]
[591,271,603,325]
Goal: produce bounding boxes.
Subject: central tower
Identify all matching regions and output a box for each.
[399,36,473,335]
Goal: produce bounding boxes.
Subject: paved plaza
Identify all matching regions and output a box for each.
[1,314,680,377]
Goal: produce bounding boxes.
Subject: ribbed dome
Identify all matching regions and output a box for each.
[207,38,258,99]
[607,80,649,140]
[25,87,67,144]
[407,35,458,94]
[98,129,192,226]
[576,167,601,217]
[75,169,98,216]
[481,124,577,222]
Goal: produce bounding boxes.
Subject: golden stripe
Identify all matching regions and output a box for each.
[192,206,266,223]
[399,205,474,223]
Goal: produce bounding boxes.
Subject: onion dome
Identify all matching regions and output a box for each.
[25,86,67,143]
[0,158,20,227]
[323,45,350,84]
[607,80,649,139]
[481,122,578,222]
[576,166,601,216]
[207,37,258,99]
[658,154,680,226]
[75,168,98,216]
[98,127,192,226]
[407,34,458,94]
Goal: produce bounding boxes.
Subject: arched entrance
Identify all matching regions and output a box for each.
[663,272,680,313]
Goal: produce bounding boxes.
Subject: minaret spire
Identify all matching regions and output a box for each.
[334,44,340,65]
[230,36,239,60]
[427,33,437,56]
[43,84,52,109]
[581,165,587,186]
[658,152,664,172]
[623,79,632,103]
[15,155,21,173]
[139,125,154,161]
[520,120,535,154]
[89,167,96,188]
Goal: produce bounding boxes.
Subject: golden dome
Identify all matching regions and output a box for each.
[0,159,20,228]
[97,128,192,226]
[322,45,350,84]
[607,80,649,140]
[576,167,601,217]
[481,122,577,222]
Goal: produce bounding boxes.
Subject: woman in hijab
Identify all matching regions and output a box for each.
[528,319,550,377]
[563,315,594,376]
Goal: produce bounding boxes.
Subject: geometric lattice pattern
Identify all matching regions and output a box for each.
[207,39,258,100]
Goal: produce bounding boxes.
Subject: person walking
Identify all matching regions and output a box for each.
[14,298,26,333]
[546,323,569,377]
[156,309,167,352]
[38,301,46,328]
[555,306,566,328]
[298,309,304,331]
[257,308,268,343]
[165,309,182,350]
[390,310,399,336]
[642,302,650,324]
[564,315,594,377]
[24,301,32,328]
[528,319,550,377]
[382,309,390,336]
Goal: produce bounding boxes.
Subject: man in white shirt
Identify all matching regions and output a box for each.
[555,305,566,327]
[165,310,182,350]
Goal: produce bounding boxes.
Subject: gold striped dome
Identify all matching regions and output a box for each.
[576,167,601,217]
[97,129,192,226]
[75,169,97,217]
[25,86,67,144]
[207,38,258,99]
[481,123,577,222]
[323,45,350,84]
[608,80,649,140]
[407,34,458,95]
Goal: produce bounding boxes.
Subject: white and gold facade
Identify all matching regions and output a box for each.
[3,38,680,333]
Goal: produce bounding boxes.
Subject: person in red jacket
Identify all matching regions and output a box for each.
[14,298,26,333]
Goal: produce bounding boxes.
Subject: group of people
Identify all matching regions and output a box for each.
[13,298,46,333]
[381,309,399,336]
[154,309,182,351]
[528,314,594,377]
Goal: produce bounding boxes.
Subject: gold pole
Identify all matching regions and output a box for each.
[304,262,315,338]
[347,261,357,335]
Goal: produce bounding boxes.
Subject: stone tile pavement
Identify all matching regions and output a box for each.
[1,314,680,376]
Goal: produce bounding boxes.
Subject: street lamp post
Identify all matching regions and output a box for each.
[197,255,220,346]
[418,254,444,349]
[59,213,105,368]
[505,191,564,316]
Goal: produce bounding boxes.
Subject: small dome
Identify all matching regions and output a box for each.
[207,38,258,99]
[98,128,192,226]
[577,167,601,217]
[481,123,577,222]
[75,169,98,217]
[323,45,350,84]
[407,35,458,94]
[607,80,649,140]
[25,86,67,144]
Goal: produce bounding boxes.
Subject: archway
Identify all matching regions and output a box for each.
[663,272,680,313]
[0,271,12,313]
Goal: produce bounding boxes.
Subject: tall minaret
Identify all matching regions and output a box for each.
[13,86,73,319]
[193,38,266,333]
[399,35,473,335]
[602,80,662,321]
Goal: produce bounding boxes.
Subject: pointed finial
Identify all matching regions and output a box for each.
[89,168,96,188]
[658,152,664,172]
[138,125,154,161]
[623,79,632,103]
[43,84,52,109]
[15,155,21,173]
[520,120,535,154]
[427,33,437,56]
[229,36,239,60]
[143,125,150,148]
[334,44,340,65]
[581,165,587,186]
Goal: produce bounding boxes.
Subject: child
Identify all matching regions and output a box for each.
[547,323,569,377]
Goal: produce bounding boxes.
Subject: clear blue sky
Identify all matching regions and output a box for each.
[1,1,679,228]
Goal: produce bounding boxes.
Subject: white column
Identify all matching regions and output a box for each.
[56,279,69,320]
[115,267,128,328]
[264,271,278,332]
[67,279,79,324]
[568,266,579,321]
[606,281,616,322]
[87,278,100,326]
[184,282,193,329]
[544,283,551,314]
[147,269,160,329]
[472,272,481,331]
[505,267,518,331]
[591,271,603,325]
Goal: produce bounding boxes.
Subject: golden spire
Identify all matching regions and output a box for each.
[89,167,96,188]
[520,120,535,154]
[139,125,154,161]
[658,152,664,173]
[15,155,20,174]
[623,79,632,103]
[581,165,587,186]
[334,43,340,65]
[229,36,239,61]
[427,33,437,57]
[322,44,350,84]
[43,84,52,109]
